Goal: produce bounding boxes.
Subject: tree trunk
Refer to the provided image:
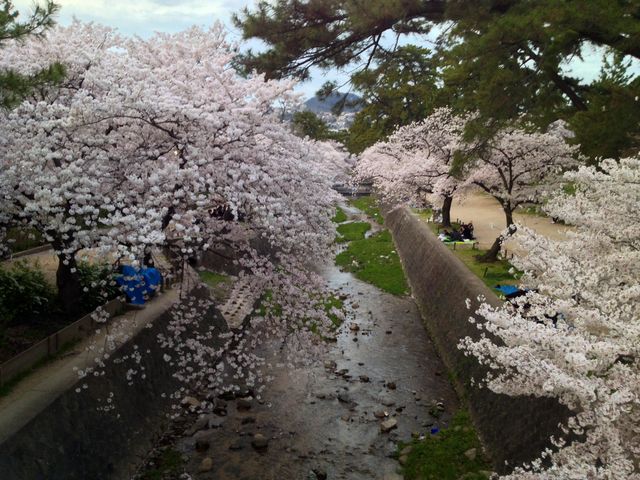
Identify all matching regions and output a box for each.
[143,248,154,267]
[441,195,453,227]
[53,244,83,316]
[477,205,516,263]
[503,204,514,229]
[477,235,502,263]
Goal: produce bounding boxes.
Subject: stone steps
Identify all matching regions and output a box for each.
[218,276,265,329]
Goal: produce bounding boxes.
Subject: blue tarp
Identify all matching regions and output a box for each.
[495,285,520,296]
[496,284,531,299]
[116,266,162,305]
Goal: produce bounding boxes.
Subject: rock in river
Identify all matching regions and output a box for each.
[312,467,328,479]
[252,433,269,450]
[380,418,398,433]
[198,457,213,472]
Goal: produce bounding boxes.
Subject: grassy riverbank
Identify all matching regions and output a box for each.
[334,197,408,296]
[415,209,519,294]
[400,410,492,480]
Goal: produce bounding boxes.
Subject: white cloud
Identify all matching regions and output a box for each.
[564,44,640,84]
[14,0,253,37]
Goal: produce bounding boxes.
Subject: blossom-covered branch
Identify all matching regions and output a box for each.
[460,157,640,478]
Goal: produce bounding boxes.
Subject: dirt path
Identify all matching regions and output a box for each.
[449,191,572,255]
[147,205,458,480]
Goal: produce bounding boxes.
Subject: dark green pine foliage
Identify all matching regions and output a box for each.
[291,110,331,140]
[235,0,640,160]
[570,53,640,161]
[441,0,640,159]
[0,0,65,109]
[232,0,445,80]
[347,45,445,153]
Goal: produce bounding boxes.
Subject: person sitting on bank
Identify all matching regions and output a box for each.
[450,229,464,241]
[461,222,475,240]
[439,230,451,241]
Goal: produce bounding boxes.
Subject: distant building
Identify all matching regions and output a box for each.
[303,92,362,130]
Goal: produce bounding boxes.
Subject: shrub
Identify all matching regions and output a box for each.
[0,261,55,330]
[77,261,120,312]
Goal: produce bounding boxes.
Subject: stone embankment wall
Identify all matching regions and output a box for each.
[0,296,125,387]
[0,286,227,480]
[385,206,568,472]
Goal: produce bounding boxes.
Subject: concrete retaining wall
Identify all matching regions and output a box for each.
[9,244,53,259]
[0,286,228,480]
[0,297,125,387]
[385,206,568,472]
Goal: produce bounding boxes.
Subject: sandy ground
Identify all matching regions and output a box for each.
[4,251,60,286]
[446,191,572,256]
[3,249,122,287]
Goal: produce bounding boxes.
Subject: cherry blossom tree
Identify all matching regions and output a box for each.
[357,108,577,241]
[303,139,355,185]
[460,157,640,478]
[356,108,469,227]
[0,21,355,417]
[0,22,348,314]
[464,128,577,261]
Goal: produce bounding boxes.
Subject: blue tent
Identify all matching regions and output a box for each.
[116,265,162,305]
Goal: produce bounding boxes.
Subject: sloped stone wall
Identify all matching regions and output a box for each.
[385,206,568,472]
[0,286,227,480]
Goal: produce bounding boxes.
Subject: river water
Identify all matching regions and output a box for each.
[140,206,458,480]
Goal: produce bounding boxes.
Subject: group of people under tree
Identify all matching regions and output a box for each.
[439,222,475,243]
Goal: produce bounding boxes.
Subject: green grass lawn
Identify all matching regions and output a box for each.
[424,221,462,236]
[198,270,231,288]
[401,410,492,480]
[198,270,233,302]
[349,196,384,224]
[422,221,518,294]
[336,222,371,242]
[515,204,546,217]
[332,206,348,223]
[141,447,185,480]
[336,195,408,295]
[452,249,519,293]
[198,270,230,288]
[335,230,408,295]
[412,207,433,222]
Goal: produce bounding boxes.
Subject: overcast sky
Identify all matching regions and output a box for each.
[14,0,341,97]
[16,0,250,38]
[14,1,638,100]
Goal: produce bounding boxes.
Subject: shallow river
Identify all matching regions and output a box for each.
[148,206,458,480]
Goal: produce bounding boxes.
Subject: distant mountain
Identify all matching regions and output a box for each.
[304,92,362,114]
